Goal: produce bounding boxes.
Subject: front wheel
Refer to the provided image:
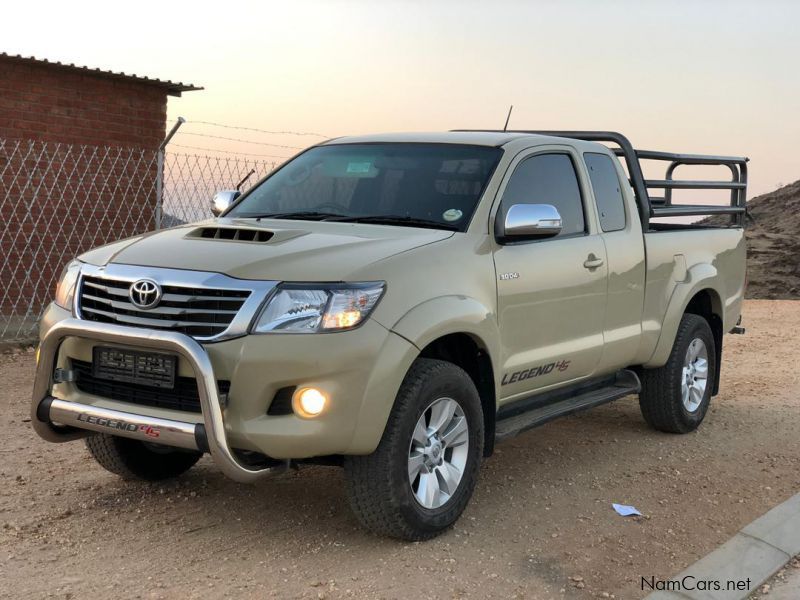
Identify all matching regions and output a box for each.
[639,313,717,433]
[344,358,484,541]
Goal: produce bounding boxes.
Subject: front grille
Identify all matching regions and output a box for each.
[78,275,251,338]
[71,359,230,413]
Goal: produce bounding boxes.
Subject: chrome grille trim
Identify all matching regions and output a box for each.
[81,293,240,315]
[81,306,227,329]
[82,280,251,303]
[76,264,278,342]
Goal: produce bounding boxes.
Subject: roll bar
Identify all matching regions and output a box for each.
[455,130,749,228]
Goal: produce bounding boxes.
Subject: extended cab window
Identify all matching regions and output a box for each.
[500,153,585,237]
[227,143,502,231]
[584,152,626,232]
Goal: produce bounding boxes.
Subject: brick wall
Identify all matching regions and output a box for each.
[0,59,167,148]
[0,141,160,318]
[0,58,170,328]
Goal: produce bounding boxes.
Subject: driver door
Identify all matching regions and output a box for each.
[492,149,607,402]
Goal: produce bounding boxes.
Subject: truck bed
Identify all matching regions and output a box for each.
[638,226,746,365]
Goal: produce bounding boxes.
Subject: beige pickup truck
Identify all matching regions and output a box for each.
[31,130,748,540]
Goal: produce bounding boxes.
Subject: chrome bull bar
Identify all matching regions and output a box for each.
[31,318,286,483]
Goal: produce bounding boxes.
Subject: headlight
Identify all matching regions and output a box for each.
[252,282,385,333]
[54,260,82,310]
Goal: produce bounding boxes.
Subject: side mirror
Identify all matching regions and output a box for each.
[496,203,562,242]
[211,190,241,217]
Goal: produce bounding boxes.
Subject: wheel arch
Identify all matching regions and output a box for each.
[386,296,502,457]
[645,277,725,395]
[418,333,497,457]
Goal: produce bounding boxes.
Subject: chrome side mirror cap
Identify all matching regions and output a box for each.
[496,203,563,242]
[211,190,241,217]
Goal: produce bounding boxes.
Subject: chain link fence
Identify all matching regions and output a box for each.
[0,138,276,342]
[161,152,275,225]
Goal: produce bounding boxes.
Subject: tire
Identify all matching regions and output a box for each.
[344,358,484,541]
[639,313,716,434]
[85,434,202,481]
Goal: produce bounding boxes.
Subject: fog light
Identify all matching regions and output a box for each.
[293,387,328,417]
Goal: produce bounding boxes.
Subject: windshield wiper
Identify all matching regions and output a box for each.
[239,212,459,231]
[243,211,348,221]
[325,215,459,231]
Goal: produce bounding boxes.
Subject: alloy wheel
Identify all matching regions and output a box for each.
[682,338,709,413]
[407,397,469,509]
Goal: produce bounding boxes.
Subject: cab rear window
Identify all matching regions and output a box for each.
[584,153,626,232]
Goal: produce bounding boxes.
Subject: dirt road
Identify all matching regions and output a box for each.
[1,300,799,599]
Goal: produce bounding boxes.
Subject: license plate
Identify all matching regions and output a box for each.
[92,347,177,389]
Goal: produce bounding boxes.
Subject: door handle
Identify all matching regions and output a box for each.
[583,254,604,270]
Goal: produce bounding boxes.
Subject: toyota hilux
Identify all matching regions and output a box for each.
[31,130,748,540]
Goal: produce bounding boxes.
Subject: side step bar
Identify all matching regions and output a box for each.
[495,369,641,442]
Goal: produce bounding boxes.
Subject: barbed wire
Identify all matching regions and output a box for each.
[175,131,306,150]
[185,119,329,138]
[169,143,290,160]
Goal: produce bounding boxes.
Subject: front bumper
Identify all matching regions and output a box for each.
[32,304,419,479]
[32,318,286,483]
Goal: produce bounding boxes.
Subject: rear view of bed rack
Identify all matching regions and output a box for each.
[460,130,749,229]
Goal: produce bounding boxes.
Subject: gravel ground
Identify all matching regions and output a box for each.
[1,299,798,600]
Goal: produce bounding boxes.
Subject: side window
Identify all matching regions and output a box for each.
[584,153,626,232]
[500,153,585,237]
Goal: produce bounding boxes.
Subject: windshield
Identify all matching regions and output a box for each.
[226,143,503,231]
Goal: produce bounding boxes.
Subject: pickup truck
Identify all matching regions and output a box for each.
[31,130,748,540]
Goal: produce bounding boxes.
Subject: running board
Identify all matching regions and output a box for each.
[495,369,641,442]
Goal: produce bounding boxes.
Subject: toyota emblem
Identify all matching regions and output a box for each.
[129,279,162,310]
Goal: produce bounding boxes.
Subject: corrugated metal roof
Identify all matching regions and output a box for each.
[0,53,203,97]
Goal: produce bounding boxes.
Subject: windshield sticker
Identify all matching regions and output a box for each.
[442,208,463,222]
[346,162,372,174]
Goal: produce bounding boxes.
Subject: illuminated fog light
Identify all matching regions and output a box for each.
[293,387,328,417]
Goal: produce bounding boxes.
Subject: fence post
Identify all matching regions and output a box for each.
[155,117,185,229]
[155,150,164,229]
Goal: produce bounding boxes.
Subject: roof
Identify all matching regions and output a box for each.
[321,130,587,148]
[322,131,532,147]
[0,53,202,97]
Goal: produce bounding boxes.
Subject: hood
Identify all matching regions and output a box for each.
[78,218,454,281]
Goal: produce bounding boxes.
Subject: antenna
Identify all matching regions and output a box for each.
[502,105,513,131]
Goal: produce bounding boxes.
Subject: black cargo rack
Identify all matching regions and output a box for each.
[455,130,749,229]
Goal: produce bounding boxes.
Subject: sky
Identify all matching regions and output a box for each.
[3,0,799,197]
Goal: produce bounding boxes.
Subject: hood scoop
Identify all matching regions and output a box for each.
[188,227,274,243]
